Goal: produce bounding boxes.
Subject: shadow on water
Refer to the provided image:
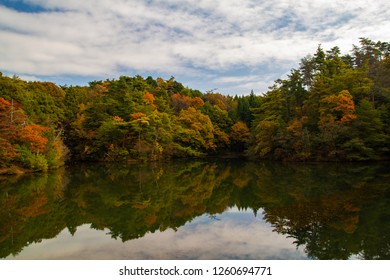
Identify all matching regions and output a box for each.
[1,159,389,259]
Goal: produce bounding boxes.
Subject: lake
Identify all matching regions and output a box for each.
[1,159,389,260]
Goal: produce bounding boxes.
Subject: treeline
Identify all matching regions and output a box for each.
[0,74,254,172]
[0,38,389,172]
[250,38,390,161]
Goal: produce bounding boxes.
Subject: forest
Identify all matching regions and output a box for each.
[0,38,389,173]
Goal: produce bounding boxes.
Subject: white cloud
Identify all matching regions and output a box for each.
[211,75,273,95]
[17,74,41,81]
[216,75,260,84]
[0,0,389,93]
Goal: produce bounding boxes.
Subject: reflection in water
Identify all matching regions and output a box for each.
[0,160,389,259]
[5,208,307,260]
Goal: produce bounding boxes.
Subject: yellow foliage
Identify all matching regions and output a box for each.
[231,121,250,143]
[112,115,124,122]
[319,90,357,125]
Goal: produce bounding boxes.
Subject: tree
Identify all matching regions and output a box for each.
[175,107,216,153]
[130,112,151,157]
[18,124,48,153]
[319,90,357,125]
[230,121,250,151]
[250,120,281,158]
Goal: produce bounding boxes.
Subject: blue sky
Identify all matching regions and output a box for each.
[0,0,389,95]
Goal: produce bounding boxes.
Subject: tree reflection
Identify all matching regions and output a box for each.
[259,163,390,259]
[0,160,389,259]
[0,167,69,258]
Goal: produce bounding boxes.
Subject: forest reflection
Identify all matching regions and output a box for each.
[1,159,389,259]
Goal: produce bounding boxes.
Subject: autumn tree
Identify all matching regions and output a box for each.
[319,90,357,125]
[174,107,216,155]
[230,121,251,152]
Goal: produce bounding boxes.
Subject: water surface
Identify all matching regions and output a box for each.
[1,159,389,259]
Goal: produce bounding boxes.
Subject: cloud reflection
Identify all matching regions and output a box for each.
[7,207,307,260]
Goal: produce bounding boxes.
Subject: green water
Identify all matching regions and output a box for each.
[1,159,389,259]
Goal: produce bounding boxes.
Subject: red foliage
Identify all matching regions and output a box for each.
[144,92,155,103]
[18,124,48,153]
[0,97,11,110]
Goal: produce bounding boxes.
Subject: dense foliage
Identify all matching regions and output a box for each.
[250,38,390,161]
[0,78,68,172]
[0,75,251,170]
[0,38,389,171]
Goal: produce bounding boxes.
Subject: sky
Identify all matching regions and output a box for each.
[0,0,389,95]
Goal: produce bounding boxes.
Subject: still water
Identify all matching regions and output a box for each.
[1,159,389,259]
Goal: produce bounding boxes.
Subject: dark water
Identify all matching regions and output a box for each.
[1,159,389,260]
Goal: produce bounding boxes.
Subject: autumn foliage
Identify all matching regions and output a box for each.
[0,81,66,171]
[249,38,390,161]
[0,38,389,167]
[320,90,357,125]
[18,124,48,153]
